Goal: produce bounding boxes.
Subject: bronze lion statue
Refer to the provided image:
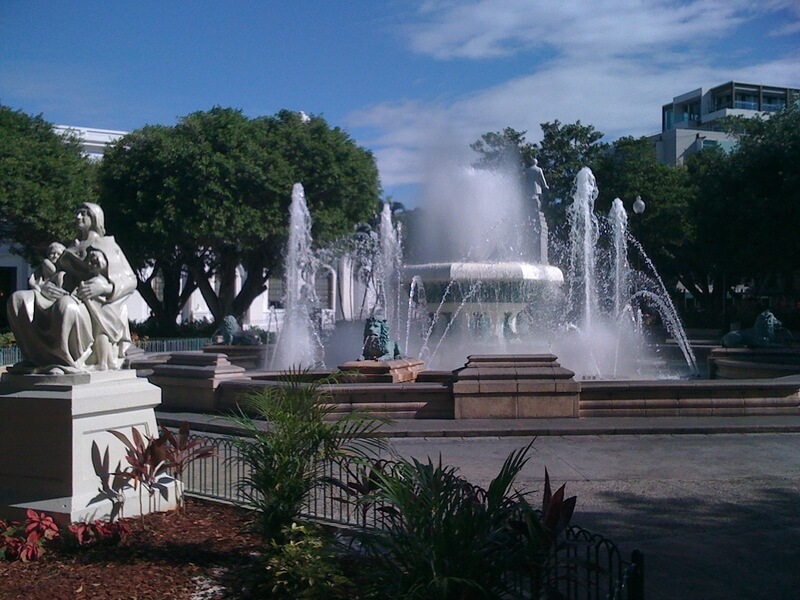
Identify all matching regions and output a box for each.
[359,316,401,361]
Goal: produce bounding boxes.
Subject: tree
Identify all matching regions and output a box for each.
[471,121,607,231]
[683,103,800,322]
[530,120,607,220]
[98,107,380,332]
[594,136,695,292]
[470,127,535,172]
[719,103,800,285]
[0,105,96,263]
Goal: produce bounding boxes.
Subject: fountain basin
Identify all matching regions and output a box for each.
[404,262,564,285]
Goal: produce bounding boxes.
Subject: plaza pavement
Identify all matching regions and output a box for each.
[159,412,800,600]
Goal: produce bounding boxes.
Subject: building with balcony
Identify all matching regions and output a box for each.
[651,81,799,165]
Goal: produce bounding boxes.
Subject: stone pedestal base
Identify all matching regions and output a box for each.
[453,354,580,419]
[203,344,269,370]
[150,352,248,412]
[338,358,425,383]
[0,370,179,525]
[708,346,800,379]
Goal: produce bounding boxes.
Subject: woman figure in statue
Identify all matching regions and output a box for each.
[7,202,137,374]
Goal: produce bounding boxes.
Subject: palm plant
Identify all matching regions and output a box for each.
[358,441,538,600]
[230,368,389,543]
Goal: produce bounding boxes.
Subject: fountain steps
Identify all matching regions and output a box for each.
[146,353,800,420]
[579,379,800,417]
[186,376,799,420]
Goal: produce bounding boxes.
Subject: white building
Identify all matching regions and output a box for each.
[650,81,799,165]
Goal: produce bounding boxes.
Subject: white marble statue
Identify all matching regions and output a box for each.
[7,203,137,374]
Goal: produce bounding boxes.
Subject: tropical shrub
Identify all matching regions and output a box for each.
[356,442,539,599]
[264,522,355,599]
[104,421,215,521]
[231,369,388,543]
[65,519,131,548]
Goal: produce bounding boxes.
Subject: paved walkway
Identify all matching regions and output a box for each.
[159,412,800,600]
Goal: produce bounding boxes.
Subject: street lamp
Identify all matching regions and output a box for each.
[632,195,646,217]
[632,195,645,269]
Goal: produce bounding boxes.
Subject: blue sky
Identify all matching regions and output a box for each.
[2,0,799,206]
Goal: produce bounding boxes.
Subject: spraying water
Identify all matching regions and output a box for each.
[268,168,696,379]
[565,167,600,331]
[609,198,629,320]
[378,202,404,336]
[271,183,323,369]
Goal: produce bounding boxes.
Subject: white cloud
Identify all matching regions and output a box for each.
[408,0,753,60]
[351,0,800,195]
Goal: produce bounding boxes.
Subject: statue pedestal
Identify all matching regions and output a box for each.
[0,370,180,525]
[150,352,248,411]
[339,359,425,383]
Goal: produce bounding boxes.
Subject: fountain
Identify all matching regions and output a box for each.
[394,165,696,379]
[267,166,696,378]
[168,171,800,420]
[270,183,324,370]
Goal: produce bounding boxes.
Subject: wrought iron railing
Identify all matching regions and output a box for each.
[0,347,21,367]
[0,338,212,366]
[133,337,211,353]
[175,430,643,599]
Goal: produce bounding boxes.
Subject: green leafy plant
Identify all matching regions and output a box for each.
[0,509,59,562]
[264,522,355,599]
[231,368,388,543]
[357,442,538,599]
[326,459,393,527]
[0,331,15,348]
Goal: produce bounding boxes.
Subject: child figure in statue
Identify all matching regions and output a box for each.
[28,242,66,290]
[76,248,116,370]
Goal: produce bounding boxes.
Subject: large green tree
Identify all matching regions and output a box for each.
[594,136,695,292]
[0,105,96,263]
[98,107,380,331]
[471,121,607,230]
[684,102,800,320]
[530,120,607,219]
[470,127,535,172]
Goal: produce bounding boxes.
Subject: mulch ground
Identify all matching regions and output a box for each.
[0,497,264,600]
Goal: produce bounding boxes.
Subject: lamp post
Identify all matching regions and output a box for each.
[632,195,645,269]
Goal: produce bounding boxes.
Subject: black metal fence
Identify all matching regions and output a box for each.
[178,431,643,600]
[0,338,212,366]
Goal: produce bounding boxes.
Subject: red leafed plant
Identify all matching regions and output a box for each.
[1,509,60,562]
[106,421,216,518]
[108,427,172,525]
[159,422,216,509]
[68,519,131,547]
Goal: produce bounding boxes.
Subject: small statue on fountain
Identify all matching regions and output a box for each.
[722,308,795,348]
[525,158,549,212]
[359,315,401,361]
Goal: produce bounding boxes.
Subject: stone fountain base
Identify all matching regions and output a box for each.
[452,354,580,419]
[338,358,425,383]
[708,346,800,379]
